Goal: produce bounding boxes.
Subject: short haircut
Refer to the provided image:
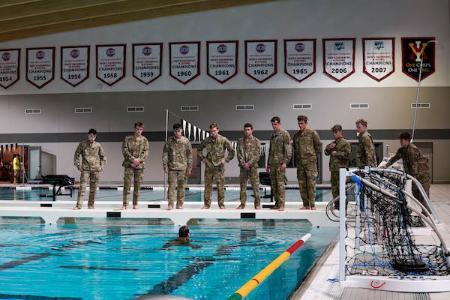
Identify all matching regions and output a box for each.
[134,121,144,128]
[179,225,189,238]
[88,128,97,135]
[331,124,342,132]
[173,123,182,130]
[355,118,368,127]
[297,115,308,122]
[244,123,253,129]
[399,132,412,141]
[270,116,280,123]
[209,122,219,130]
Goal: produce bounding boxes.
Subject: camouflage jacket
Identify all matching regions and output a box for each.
[292,128,321,166]
[162,136,193,171]
[122,135,149,169]
[324,137,351,172]
[74,140,106,172]
[356,131,377,167]
[237,136,261,168]
[198,134,235,167]
[386,143,430,182]
[268,128,292,167]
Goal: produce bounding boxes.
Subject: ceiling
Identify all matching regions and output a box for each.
[0,0,276,42]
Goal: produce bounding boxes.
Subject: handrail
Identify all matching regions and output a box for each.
[228,233,311,300]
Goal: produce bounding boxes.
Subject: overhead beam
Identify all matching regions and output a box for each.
[0,0,276,42]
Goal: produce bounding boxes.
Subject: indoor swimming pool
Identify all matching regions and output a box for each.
[0,218,337,300]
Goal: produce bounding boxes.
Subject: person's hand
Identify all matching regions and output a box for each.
[163,168,168,174]
[280,163,287,172]
[266,166,270,172]
[221,158,226,165]
[243,163,250,170]
[186,168,192,176]
[331,151,337,156]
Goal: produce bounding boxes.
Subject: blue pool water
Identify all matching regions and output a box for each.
[0,218,337,300]
[0,188,332,203]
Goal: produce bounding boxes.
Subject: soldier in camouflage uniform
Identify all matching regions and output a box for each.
[198,122,235,209]
[324,124,351,209]
[355,118,377,167]
[293,115,321,210]
[384,132,431,213]
[236,123,261,209]
[73,129,106,209]
[267,116,292,211]
[162,123,193,210]
[122,121,149,209]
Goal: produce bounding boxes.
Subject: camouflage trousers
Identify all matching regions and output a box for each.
[123,167,144,207]
[76,170,99,208]
[330,170,339,208]
[269,165,286,208]
[167,169,187,208]
[297,162,317,207]
[204,165,225,207]
[412,175,431,214]
[239,167,261,207]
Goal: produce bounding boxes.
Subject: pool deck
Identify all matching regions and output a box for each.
[0,199,335,226]
[294,184,450,300]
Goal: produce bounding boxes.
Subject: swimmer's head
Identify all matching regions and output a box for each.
[178,225,190,238]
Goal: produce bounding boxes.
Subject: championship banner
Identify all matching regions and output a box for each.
[206,41,238,84]
[401,37,435,82]
[132,43,162,85]
[26,47,55,89]
[61,46,90,87]
[96,44,126,86]
[169,42,200,85]
[0,49,20,89]
[323,38,355,82]
[363,38,395,81]
[245,40,277,83]
[284,39,316,82]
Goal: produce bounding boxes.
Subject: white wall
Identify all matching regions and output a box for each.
[0,0,448,95]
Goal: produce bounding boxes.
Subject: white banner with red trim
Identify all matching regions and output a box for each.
[207,41,238,84]
[61,46,90,87]
[96,44,126,86]
[133,43,162,85]
[323,38,355,82]
[169,42,200,85]
[363,38,395,81]
[26,47,55,89]
[284,39,315,82]
[0,49,20,89]
[245,40,277,83]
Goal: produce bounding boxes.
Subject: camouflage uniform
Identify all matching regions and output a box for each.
[122,135,149,207]
[198,134,235,208]
[293,128,321,208]
[237,136,261,208]
[268,129,292,209]
[356,131,377,167]
[324,137,351,206]
[162,136,193,208]
[74,140,106,208]
[386,143,431,212]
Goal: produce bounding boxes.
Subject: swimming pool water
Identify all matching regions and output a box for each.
[0,218,337,300]
[0,188,332,203]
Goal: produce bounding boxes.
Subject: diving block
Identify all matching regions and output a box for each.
[0,206,334,226]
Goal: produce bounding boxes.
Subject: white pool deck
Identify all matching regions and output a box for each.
[293,184,450,300]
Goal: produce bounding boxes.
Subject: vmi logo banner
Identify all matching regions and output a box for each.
[401,37,435,82]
